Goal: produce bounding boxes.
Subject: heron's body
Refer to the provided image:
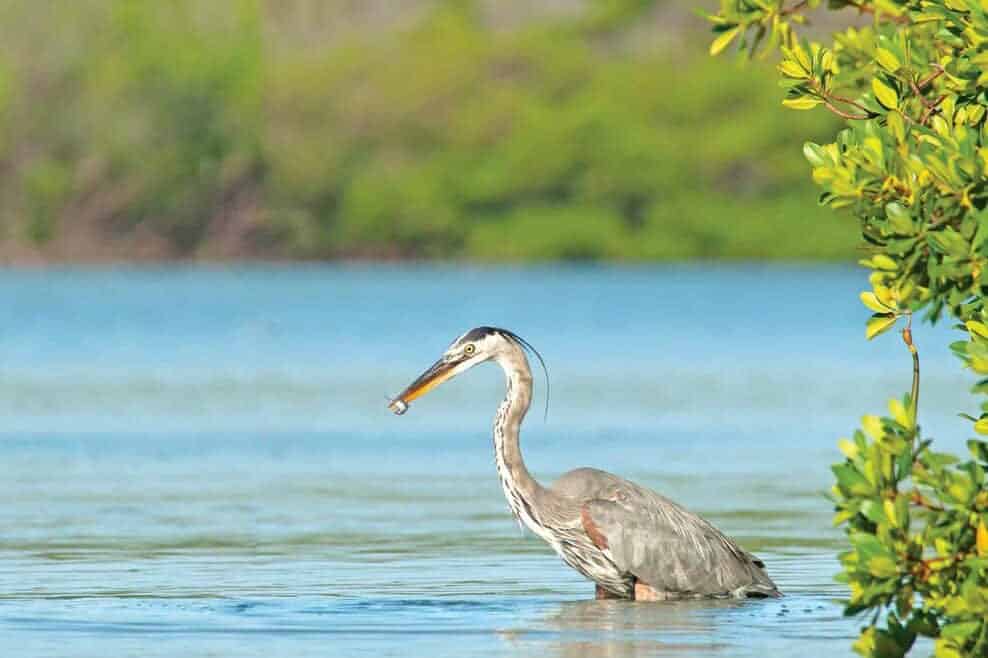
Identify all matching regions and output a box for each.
[390,326,779,600]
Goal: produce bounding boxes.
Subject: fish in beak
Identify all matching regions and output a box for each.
[388,356,462,415]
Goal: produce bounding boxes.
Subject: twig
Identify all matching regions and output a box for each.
[810,81,878,120]
[919,553,968,569]
[913,552,970,581]
[828,91,878,116]
[909,489,942,511]
[916,65,945,91]
[920,95,946,125]
[823,100,872,120]
[780,0,811,16]
[909,79,935,110]
[902,314,918,422]
[844,0,910,24]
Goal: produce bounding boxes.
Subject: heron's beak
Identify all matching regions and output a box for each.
[388,356,461,415]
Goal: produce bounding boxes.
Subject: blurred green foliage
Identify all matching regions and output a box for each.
[94,1,263,249]
[0,0,854,260]
[711,0,988,655]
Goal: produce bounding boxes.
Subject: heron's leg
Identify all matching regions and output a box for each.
[633,580,664,601]
[595,584,622,600]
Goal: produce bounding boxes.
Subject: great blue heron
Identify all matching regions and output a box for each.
[388,326,780,600]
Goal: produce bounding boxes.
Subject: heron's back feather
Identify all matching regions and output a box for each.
[552,468,779,598]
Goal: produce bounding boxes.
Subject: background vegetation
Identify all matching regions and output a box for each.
[0,0,855,262]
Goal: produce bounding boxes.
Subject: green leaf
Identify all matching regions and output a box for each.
[923,451,960,468]
[861,499,888,524]
[872,77,899,110]
[833,463,872,495]
[872,254,898,271]
[928,228,970,257]
[862,414,884,439]
[974,418,988,435]
[861,291,891,313]
[832,509,853,526]
[790,42,812,73]
[883,498,898,527]
[853,627,877,656]
[866,314,898,340]
[888,398,911,427]
[885,202,913,234]
[838,437,860,459]
[934,642,963,658]
[803,142,827,167]
[850,532,896,565]
[966,320,988,339]
[887,111,906,143]
[779,59,809,79]
[867,555,898,578]
[969,439,988,463]
[875,48,902,73]
[940,620,981,641]
[709,26,741,56]
[946,472,974,502]
[783,96,823,110]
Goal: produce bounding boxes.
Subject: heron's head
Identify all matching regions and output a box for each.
[388,326,543,416]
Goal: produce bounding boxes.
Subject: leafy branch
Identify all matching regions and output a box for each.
[709,0,988,655]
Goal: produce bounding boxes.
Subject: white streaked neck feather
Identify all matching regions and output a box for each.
[491,346,555,544]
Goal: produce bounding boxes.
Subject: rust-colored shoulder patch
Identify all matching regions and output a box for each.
[581,505,609,550]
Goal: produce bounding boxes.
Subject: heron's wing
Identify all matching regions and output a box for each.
[582,483,778,598]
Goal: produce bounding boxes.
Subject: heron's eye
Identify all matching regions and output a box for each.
[464,344,476,356]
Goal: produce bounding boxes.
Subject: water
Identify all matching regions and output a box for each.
[0,265,971,657]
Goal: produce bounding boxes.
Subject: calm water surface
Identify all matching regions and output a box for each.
[0,265,971,657]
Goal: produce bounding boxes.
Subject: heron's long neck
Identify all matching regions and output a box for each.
[493,350,546,527]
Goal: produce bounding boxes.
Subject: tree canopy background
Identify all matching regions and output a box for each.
[0,0,854,262]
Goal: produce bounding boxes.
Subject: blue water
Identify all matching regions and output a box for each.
[0,265,969,656]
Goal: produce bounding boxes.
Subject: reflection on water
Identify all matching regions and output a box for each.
[525,553,850,658]
[531,596,840,658]
[0,266,971,657]
[536,599,741,657]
